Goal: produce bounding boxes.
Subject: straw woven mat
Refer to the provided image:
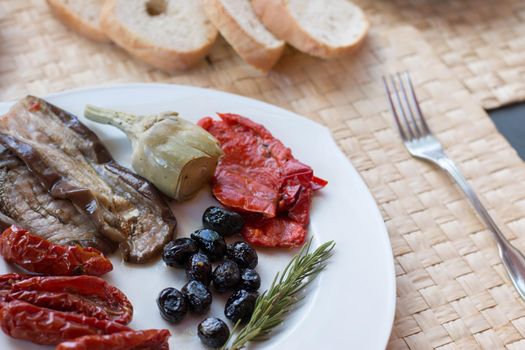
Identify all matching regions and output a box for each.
[3,1,525,350]
[358,0,525,110]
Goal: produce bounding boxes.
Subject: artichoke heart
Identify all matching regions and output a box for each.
[84,105,223,201]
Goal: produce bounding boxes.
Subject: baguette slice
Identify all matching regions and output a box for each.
[100,0,218,72]
[203,0,285,72]
[47,0,110,43]
[252,0,369,58]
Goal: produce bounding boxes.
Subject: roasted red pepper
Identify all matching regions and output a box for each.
[0,226,113,276]
[0,300,130,345]
[7,275,133,324]
[56,329,171,350]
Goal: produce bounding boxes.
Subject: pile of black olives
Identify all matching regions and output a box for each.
[157,206,262,348]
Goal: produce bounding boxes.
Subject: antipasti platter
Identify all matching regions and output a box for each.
[0,84,395,349]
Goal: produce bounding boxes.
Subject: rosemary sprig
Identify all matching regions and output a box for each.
[223,240,336,350]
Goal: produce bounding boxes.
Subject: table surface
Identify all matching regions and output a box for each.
[490,104,525,160]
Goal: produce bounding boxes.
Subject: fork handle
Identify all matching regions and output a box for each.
[436,155,525,299]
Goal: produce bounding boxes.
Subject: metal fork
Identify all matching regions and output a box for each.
[384,72,525,300]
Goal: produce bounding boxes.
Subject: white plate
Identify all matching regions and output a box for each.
[0,84,395,350]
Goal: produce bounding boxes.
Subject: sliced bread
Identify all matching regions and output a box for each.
[47,0,110,43]
[252,0,369,58]
[100,0,218,72]
[202,0,285,72]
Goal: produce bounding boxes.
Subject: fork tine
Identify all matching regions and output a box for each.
[397,72,423,138]
[382,76,407,141]
[404,72,431,135]
[388,74,416,140]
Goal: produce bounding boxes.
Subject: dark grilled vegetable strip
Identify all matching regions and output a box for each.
[0,148,116,253]
[0,96,176,263]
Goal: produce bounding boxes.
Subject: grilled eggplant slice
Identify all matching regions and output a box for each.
[0,148,116,253]
[0,96,176,263]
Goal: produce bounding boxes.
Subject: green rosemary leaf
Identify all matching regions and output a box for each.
[225,240,335,350]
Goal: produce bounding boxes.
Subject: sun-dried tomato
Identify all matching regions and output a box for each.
[242,216,307,248]
[213,164,281,217]
[6,275,132,324]
[56,329,171,350]
[311,176,328,191]
[0,300,130,345]
[287,186,313,226]
[0,226,113,276]
[200,113,301,216]
[0,273,31,291]
[199,113,327,247]
[0,273,31,302]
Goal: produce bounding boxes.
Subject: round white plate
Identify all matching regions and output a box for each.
[0,84,395,350]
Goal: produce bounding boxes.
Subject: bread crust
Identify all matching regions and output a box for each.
[100,0,218,72]
[203,0,285,72]
[47,0,110,43]
[252,0,369,58]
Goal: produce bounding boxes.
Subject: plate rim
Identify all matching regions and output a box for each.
[0,83,396,349]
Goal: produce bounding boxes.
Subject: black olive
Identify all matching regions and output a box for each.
[181,280,212,315]
[186,252,212,286]
[198,317,230,348]
[191,228,227,261]
[212,260,240,293]
[202,206,245,237]
[226,241,258,269]
[157,287,188,323]
[162,238,199,268]
[239,268,261,292]
[224,289,258,324]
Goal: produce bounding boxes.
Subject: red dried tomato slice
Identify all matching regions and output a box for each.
[0,273,31,302]
[287,186,313,226]
[7,275,133,324]
[0,300,130,345]
[242,216,307,248]
[311,176,328,191]
[56,329,171,350]
[0,226,113,276]
[0,273,31,291]
[213,165,281,217]
[279,168,313,213]
[200,115,282,217]
[199,113,326,247]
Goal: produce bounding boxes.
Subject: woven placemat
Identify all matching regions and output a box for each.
[357,0,525,110]
[383,27,525,349]
[2,2,525,349]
